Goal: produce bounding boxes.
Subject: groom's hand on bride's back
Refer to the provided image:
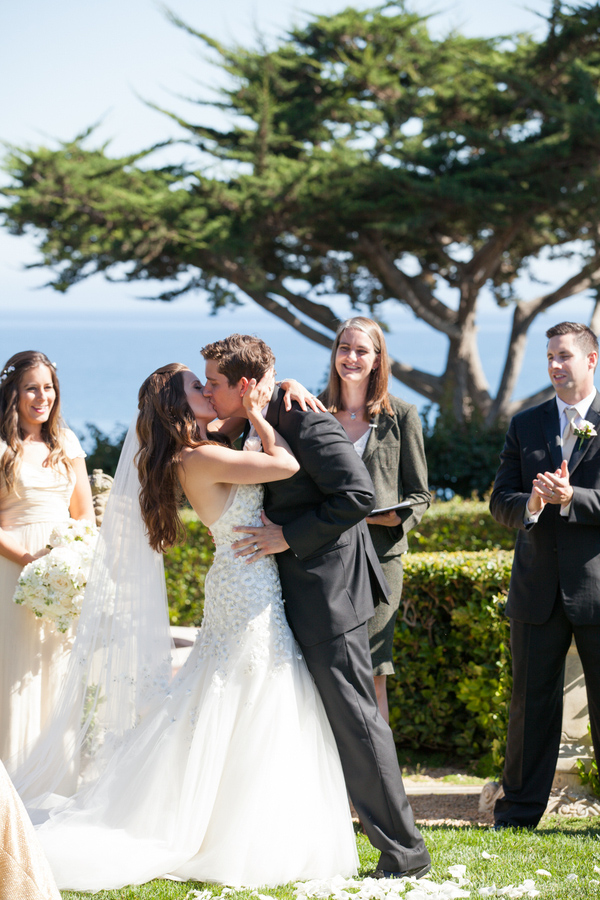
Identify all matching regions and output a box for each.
[231,511,290,562]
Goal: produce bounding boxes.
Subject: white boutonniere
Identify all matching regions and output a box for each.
[573,419,598,450]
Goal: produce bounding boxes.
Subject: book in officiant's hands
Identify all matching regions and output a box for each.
[370,498,429,516]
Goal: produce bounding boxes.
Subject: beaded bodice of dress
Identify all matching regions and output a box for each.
[191,483,295,682]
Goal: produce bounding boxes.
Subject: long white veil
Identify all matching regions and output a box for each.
[8,422,173,811]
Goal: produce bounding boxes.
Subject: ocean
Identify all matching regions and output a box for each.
[3,293,596,446]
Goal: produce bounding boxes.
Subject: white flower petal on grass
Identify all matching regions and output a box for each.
[481,852,499,860]
[566,874,578,881]
[590,879,600,885]
[495,884,541,898]
[447,866,467,879]
[534,870,551,877]
[479,888,498,897]
[594,865,600,874]
[184,891,212,900]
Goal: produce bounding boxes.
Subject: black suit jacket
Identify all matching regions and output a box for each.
[261,387,389,646]
[490,392,600,625]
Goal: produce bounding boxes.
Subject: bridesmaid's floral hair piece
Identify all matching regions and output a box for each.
[0,365,15,382]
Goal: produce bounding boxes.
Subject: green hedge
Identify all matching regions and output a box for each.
[390,551,512,774]
[411,497,516,552]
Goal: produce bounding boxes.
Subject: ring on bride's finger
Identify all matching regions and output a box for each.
[253,543,259,552]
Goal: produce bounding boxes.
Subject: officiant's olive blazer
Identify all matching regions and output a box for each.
[362,396,430,559]
[490,392,600,625]
[262,387,389,647]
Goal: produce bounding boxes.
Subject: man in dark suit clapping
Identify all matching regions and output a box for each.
[491,321,600,828]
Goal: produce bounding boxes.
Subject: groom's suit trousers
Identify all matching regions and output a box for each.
[300,623,430,873]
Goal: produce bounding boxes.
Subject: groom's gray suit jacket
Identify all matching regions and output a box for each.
[261,387,389,645]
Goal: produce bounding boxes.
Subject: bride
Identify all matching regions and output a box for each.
[14,363,357,891]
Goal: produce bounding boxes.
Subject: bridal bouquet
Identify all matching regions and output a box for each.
[13,519,99,633]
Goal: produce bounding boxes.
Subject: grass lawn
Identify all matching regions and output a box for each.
[61,818,600,900]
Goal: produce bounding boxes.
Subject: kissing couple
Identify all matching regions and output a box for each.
[12,333,431,890]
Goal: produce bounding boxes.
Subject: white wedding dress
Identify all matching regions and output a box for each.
[36,483,358,891]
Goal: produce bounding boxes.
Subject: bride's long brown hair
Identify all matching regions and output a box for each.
[136,363,228,552]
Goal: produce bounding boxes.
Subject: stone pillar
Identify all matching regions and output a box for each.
[553,638,593,790]
[88,469,114,527]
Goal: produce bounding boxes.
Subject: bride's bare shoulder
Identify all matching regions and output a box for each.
[179,442,234,470]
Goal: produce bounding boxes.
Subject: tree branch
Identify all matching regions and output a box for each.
[488,256,600,423]
[461,219,527,288]
[271,281,342,333]
[521,255,600,320]
[357,235,460,338]
[507,385,554,417]
[389,360,443,403]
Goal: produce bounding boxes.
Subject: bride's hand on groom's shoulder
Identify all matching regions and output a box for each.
[279,378,326,413]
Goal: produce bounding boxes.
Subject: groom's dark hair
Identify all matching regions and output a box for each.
[201,334,275,385]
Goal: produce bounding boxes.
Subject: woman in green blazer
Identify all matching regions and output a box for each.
[320,317,430,721]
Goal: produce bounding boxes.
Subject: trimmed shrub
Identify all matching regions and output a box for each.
[411,497,517,553]
[390,551,513,774]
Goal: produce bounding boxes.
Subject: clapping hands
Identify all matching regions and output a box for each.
[528,460,574,514]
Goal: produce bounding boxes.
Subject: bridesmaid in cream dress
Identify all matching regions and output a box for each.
[0,351,94,764]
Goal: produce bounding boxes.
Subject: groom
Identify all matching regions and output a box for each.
[201,334,431,879]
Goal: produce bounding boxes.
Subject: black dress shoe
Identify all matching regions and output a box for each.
[370,862,432,880]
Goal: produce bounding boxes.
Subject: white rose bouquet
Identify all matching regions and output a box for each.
[13,519,99,633]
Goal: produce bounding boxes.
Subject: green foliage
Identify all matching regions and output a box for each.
[576,756,600,797]
[422,408,507,500]
[576,722,600,796]
[389,551,513,774]
[411,497,516,552]
[80,423,127,477]
[4,4,600,423]
[164,516,214,626]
